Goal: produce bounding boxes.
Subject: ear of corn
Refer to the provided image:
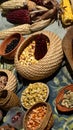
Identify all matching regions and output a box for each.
[60,0,73,26]
[6,9,31,24]
[0,19,53,39]
[0,24,31,39]
[0,0,37,11]
[0,0,28,10]
[30,19,53,32]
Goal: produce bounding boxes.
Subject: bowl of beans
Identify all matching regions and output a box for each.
[0,33,24,60]
[56,84,73,112]
[23,102,54,130]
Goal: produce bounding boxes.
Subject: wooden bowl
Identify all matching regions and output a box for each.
[0,33,24,60]
[62,26,73,70]
[14,30,63,80]
[23,102,54,130]
[0,69,17,92]
[55,84,73,112]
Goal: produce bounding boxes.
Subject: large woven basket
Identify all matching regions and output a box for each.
[23,102,54,130]
[14,31,63,80]
[0,69,17,91]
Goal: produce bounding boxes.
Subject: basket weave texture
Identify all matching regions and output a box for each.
[15,31,63,80]
[23,102,54,130]
[0,69,17,91]
[0,90,20,111]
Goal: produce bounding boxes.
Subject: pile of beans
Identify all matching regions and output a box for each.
[61,90,73,108]
[5,38,19,53]
[26,105,47,130]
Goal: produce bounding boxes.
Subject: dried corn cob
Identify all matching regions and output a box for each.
[0,19,52,39]
[6,9,31,24]
[30,19,53,32]
[0,24,31,39]
[0,0,26,10]
[0,0,36,11]
[60,0,73,25]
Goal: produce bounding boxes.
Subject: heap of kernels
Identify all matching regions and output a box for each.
[21,83,48,109]
[19,41,38,66]
[19,40,50,66]
[26,105,47,130]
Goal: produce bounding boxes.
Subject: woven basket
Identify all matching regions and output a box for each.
[14,31,63,80]
[0,69,17,91]
[0,89,20,111]
[23,102,54,130]
[21,82,49,109]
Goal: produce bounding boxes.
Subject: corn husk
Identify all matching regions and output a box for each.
[0,0,28,10]
[0,19,53,39]
[0,0,37,11]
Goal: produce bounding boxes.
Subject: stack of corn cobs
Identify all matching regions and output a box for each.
[0,0,73,39]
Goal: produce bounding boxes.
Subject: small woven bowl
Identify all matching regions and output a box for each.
[0,69,17,92]
[23,102,54,130]
[55,84,73,112]
[0,90,21,111]
[0,33,24,60]
[21,82,49,109]
[14,30,63,80]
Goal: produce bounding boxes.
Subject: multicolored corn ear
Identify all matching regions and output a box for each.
[6,9,31,24]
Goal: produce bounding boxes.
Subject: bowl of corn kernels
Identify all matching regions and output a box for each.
[0,33,24,60]
[21,82,49,109]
